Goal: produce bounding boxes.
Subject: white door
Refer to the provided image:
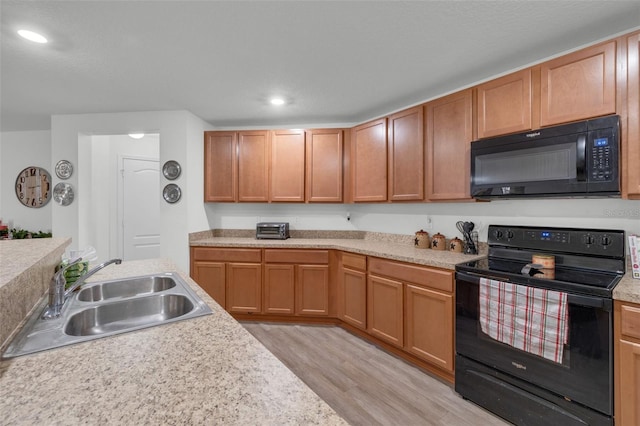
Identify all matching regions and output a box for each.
[122,157,160,260]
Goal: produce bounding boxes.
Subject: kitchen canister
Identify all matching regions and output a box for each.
[532,254,556,279]
[431,232,446,250]
[449,237,464,253]
[414,229,429,249]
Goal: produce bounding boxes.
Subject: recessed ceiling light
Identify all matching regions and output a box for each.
[128,133,145,139]
[18,29,48,44]
[270,97,286,106]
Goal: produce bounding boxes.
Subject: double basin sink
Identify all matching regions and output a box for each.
[2,273,213,359]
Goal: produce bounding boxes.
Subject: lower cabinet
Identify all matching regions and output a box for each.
[367,274,404,347]
[339,253,367,330]
[368,257,455,373]
[190,247,262,313]
[405,284,453,372]
[615,300,640,426]
[264,249,329,316]
[191,247,455,380]
[227,263,262,313]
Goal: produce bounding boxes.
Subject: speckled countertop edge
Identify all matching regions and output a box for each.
[0,258,347,425]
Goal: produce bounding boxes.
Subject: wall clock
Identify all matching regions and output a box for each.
[15,166,52,208]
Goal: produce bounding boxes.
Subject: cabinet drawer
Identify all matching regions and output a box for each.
[621,304,640,340]
[369,257,453,292]
[264,249,329,264]
[341,252,366,271]
[192,247,262,262]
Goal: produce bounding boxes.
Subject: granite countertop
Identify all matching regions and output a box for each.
[0,258,346,425]
[190,231,640,303]
[190,235,485,271]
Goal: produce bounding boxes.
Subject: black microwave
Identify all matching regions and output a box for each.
[470,115,620,199]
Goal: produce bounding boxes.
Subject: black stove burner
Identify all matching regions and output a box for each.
[455,225,626,298]
[456,257,622,297]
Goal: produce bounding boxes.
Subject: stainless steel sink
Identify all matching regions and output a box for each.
[65,294,194,336]
[77,275,176,302]
[1,272,212,359]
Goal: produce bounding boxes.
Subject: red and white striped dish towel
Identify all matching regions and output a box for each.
[479,278,569,364]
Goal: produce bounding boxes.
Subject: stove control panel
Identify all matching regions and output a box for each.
[489,225,625,258]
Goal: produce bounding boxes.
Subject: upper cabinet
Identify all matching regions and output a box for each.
[476,69,533,139]
[205,128,344,203]
[305,129,344,203]
[624,31,640,199]
[387,107,424,201]
[425,89,474,201]
[476,40,618,139]
[204,131,237,202]
[270,129,305,202]
[237,131,270,202]
[540,41,617,126]
[351,118,388,202]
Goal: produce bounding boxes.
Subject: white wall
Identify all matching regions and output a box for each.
[51,111,210,271]
[0,130,52,232]
[206,198,640,246]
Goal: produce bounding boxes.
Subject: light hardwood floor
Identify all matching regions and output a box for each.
[242,323,510,426]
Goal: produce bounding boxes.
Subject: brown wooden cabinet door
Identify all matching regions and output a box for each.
[540,41,616,126]
[305,129,343,202]
[204,131,237,202]
[626,32,640,198]
[340,267,367,330]
[476,69,533,139]
[426,89,473,200]
[387,106,424,201]
[618,340,640,426]
[191,261,226,309]
[270,130,305,202]
[296,265,329,316]
[351,118,388,202]
[404,284,453,372]
[226,263,262,313]
[237,131,270,202]
[263,264,295,314]
[367,274,403,347]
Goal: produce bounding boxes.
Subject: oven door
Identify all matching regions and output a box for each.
[455,271,613,416]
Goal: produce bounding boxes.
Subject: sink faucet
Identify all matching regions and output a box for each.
[42,258,122,319]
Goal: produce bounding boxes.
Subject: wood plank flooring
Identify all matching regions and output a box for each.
[242,323,510,426]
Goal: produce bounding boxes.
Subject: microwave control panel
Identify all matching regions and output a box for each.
[590,136,614,181]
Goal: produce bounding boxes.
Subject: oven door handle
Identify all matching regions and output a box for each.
[455,271,612,312]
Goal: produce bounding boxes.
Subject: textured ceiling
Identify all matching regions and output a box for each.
[1,1,639,132]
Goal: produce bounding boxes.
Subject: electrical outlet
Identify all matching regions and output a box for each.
[425,215,433,229]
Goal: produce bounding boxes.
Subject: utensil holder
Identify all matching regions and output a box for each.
[464,231,478,255]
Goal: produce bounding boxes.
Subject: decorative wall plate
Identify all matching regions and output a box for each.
[15,166,52,208]
[162,184,181,203]
[162,160,181,180]
[55,160,73,179]
[53,182,75,206]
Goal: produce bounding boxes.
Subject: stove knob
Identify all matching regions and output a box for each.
[583,235,595,245]
[601,236,611,246]
[494,230,504,239]
[506,230,514,239]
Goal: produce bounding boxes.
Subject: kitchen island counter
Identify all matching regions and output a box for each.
[0,258,346,425]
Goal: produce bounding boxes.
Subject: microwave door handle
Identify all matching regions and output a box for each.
[576,134,587,181]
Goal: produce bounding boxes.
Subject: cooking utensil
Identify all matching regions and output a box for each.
[457,221,477,254]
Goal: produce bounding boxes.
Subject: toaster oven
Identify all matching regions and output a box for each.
[256,222,290,240]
